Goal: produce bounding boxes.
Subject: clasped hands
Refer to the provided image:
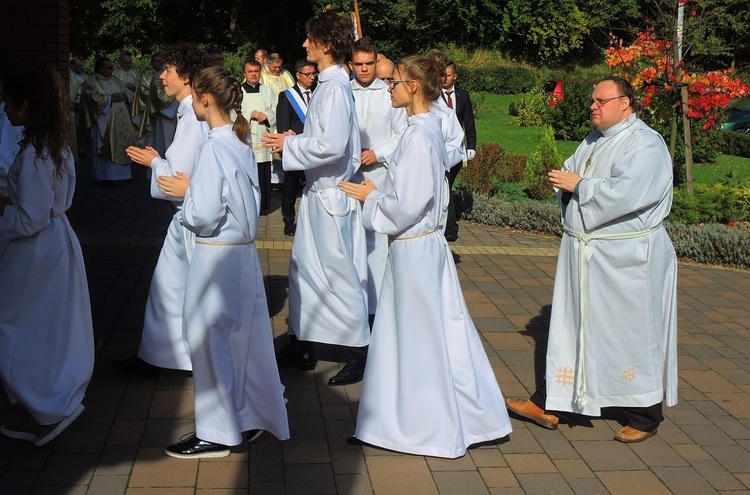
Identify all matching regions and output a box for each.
[156,172,190,198]
[548,169,582,194]
[339,178,376,202]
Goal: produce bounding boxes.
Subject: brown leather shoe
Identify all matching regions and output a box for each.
[505,398,559,430]
[614,426,657,443]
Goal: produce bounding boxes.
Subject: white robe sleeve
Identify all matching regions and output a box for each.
[371,109,407,165]
[181,143,228,237]
[283,86,351,171]
[577,133,672,230]
[0,154,55,240]
[431,98,466,168]
[362,131,435,235]
[150,116,207,201]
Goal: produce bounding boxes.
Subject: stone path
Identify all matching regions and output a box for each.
[1,164,749,494]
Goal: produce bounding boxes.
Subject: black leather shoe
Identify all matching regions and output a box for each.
[445,232,458,242]
[111,355,158,379]
[328,358,366,386]
[284,222,296,236]
[276,343,316,370]
[165,434,230,459]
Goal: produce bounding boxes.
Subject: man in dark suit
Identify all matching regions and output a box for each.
[442,61,477,242]
[276,59,317,235]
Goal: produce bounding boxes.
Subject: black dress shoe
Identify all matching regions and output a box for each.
[328,358,366,386]
[445,232,458,242]
[284,222,296,236]
[165,434,230,459]
[111,355,158,379]
[276,343,316,370]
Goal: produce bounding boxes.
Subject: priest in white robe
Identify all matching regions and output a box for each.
[113,52,138,102]
[506,76,678,444]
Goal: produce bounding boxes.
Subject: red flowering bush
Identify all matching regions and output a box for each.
[605,30,748,130]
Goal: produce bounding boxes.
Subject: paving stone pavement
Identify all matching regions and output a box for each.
[1,163,750,494]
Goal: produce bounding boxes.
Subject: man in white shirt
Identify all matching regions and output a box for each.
[241,59,277,214]
[327,37,407,386]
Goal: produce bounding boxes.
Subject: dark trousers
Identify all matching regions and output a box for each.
[445,161,463,236]
[258,161,272,214]
[530,382,663,432]
[281,170,305,224]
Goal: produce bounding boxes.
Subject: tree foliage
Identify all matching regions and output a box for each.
[69,0,750,73]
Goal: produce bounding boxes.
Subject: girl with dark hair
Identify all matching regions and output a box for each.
[157,66,289,458]
[0,67,94,447]
[339,55,512,458]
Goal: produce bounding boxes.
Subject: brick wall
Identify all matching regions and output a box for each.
[0,0,70,80]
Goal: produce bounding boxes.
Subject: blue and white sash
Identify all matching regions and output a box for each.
[284,88,308,125]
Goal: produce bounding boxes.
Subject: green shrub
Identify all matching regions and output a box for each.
[454,191,562,235]
[545,80,594,141]
[671,184,749,224]
[523,127,561,200]
[460,67,541,94]
[511,87,549,127]
[648,118,722,183]
[458,143,527,196]
[471,92,488,119]
[453,188,750,269]
[666,222,750,268]
[719,131,750,158]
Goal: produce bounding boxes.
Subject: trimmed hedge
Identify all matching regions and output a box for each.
[719,131,750,159]
[459,67,541,94]
[453,190,750,269]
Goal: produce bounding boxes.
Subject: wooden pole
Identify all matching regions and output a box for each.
[353,1,363,39]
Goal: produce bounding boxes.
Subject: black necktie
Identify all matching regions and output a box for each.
[304,91,310,105]
[242,82,260,93]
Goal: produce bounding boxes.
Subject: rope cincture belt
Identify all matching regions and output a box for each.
[309,185,357,217]
[195,239,255,246]
[563,221,663,408]
[389,227,438,242]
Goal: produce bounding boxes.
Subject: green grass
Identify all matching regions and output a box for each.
[692,154,750,186]
[475,93,750,185]
[475,94,578,158]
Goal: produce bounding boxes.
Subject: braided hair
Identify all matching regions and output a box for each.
[192,66,249,145]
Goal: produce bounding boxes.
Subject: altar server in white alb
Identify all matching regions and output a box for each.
[0,67,94,447]
[262,12,368,371]
[340,55,512,459]
[506,76,678,444]
[157,66,289,458]
[112,44,212,378]
[325,37,407,387]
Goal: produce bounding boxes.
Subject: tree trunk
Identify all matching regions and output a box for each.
[681,86,694,196]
